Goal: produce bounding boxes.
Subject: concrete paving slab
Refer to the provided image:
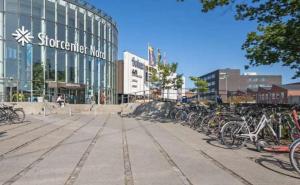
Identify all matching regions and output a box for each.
[11,115,108,185]
[157,120,300,185]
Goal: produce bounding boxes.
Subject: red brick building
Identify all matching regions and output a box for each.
[253,83,300,104]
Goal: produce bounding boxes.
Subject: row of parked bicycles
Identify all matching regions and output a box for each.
[0,103,25,125]
[168,103,300,174]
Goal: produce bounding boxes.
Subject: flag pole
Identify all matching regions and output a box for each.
[147,43,150,101]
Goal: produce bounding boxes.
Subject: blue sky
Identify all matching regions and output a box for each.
[88,0,299,88]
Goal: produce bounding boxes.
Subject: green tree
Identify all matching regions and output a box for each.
[190,76,208,102]
[150,62,183,99]
[178,0,300,78]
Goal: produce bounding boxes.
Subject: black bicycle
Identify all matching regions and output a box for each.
[0,104,25,124]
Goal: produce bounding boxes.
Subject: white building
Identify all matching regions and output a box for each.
[117,51,185,101]
[123,51,152,96]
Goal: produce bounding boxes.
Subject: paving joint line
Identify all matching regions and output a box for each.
[2,116,97,185]
[64,114,111,185]
[0,114,64,133]
[0,116,81,160]
[137,119,193,185]
[122,118,134,185]
[0,115,70,143]
[157,123,254,185]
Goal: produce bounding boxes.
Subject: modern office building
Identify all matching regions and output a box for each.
[199,68,282,101]
[0,0,118,104]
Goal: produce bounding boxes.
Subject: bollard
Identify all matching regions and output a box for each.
[69,106,72,116]
[43,105,46,117]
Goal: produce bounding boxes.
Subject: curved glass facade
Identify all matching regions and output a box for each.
[0,0,118,104]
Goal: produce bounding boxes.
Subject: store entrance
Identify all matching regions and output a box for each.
[46,82,86,104]
[58,88,85,104]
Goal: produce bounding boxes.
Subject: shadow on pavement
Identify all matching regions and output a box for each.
[0,132,7,138]
[255,157,300,179]
[202,137,231,150]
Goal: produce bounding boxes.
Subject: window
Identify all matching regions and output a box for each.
[57,50,66,82]
[94,60,99,89]
[86,56,92,85]
[57,24,65,41]
[79,54,84,83]
[19,44,32,91]
[68,27,75,43]
[77,11,85,31]
[94,19,99,36]
[20,15,31,32]
[32,18,41,43]
[100,60,105,89]
[32,0,43,17]
[57,4,66,24]
[6,13,18,40]
[46,47,55,81]
[86,14,92,33]
[6,0,18,12]
[0,0,3,11]
[20,0,31,15]
[67,52,75,83]
[46,21,55,39]
[32,45,44,96]
[45,0,55,22]
[68,8,76,28]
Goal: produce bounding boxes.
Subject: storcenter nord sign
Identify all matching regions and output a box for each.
[13,26,106,60]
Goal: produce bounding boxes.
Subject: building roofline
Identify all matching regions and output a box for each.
[123,51,148,62]
[65,0,117,29]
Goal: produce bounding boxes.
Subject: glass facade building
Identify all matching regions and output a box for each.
[0,0,118,104]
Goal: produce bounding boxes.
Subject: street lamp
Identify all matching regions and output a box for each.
[219,72,229,101]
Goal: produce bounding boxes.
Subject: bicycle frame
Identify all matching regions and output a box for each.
[239,114,278,143]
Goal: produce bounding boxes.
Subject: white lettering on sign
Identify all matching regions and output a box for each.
[18,31,107,60]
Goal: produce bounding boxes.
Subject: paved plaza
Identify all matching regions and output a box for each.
[0,114,299,185]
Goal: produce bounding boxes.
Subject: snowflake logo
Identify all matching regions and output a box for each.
[12,26,34,46]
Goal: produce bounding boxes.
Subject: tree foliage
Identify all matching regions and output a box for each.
[150,62,183,90]
[178,0,300,78]
[189,76,208,93]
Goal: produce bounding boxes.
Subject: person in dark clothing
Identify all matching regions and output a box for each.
[216,95,223,104]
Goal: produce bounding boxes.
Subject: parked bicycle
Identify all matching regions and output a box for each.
[0,103,25,125]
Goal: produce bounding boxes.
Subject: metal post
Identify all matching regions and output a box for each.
[69,106,72,116]
[9,85,12,102]
[43,104,46,117]
[225,76,228,102]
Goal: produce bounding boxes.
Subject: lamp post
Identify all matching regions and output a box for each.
[219,72,229,102]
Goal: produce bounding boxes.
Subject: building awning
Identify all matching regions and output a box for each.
[47,81,86,89]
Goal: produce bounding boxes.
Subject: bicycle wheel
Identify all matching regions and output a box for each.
[199,115,210,132]
[221,121,247,149]
[175,110,183,121]
[188,113,198,127]
[13,109,25,123]
[8,111,20,124]
[169,109,177,120]
[0,108,7,125]
[179,111,188,123]
[290,139,300,174]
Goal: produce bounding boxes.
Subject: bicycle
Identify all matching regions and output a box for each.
[0,104,25,124]
[221,108,280,150]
